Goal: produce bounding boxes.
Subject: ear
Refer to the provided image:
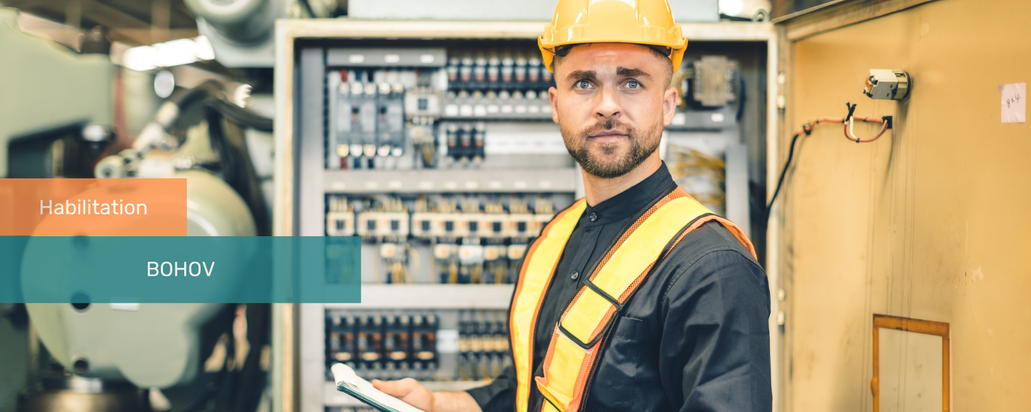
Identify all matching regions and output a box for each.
[549,86,560,124]
[662,86,678,126]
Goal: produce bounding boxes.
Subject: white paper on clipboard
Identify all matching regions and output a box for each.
[331,363,425,412]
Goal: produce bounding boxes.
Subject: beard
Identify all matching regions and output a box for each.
[562,117,661,179]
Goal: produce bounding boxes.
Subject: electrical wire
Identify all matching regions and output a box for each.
[405,242,420,284]
[765,108,893,224]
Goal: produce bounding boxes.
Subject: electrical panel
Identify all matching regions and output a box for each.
[281,22,768,412]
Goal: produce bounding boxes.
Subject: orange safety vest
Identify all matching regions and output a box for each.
[509,188,756,412]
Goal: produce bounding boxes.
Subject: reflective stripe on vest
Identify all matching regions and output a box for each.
[510,188,756,412]
[510,198,587,412]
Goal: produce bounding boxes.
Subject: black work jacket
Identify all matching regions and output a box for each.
[467,163,772,412]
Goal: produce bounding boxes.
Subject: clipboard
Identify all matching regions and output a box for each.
[330,363,426,412]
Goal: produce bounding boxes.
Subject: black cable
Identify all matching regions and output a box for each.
[172,80,223,111]
[736,72,747,122]
[719,13,754,22]
[765,132,802,224]
[177,330,235,412]
[206,107,239,188]
[210,100,274,132]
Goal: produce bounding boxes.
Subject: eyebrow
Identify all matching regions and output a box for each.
[566,67,651,83]
[567,70,597,82]
[617,66,650,79]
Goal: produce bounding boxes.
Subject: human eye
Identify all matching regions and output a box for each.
[625,79,642,89]
[574,79,593,89]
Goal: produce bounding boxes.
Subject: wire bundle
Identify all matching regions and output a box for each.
[765,103,893,224]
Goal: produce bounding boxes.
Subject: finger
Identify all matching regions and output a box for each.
[372,379,411,397]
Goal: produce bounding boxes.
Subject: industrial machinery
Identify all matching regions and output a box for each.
[274,19,771,411]
[2,29,277,408]
[0,8,114,179]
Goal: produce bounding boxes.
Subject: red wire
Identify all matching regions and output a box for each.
[790,116,888,143]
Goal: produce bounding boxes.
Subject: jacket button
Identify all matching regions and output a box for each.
[589,212,598,222]
[570,271,580,280]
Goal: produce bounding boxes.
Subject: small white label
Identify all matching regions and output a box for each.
[488,180,503,189]
[515,105,528,114]
[514,181,528,189]
[1001,82,1026,124]
[487,105,500,113]
[418,181,433,190]
[384,54,401,63]
[459,105,474,117]
[711,112,725,123]
[420,54,435,63]
[474,105,487,117]
[348,54,365,63]
[443,181,458,190]
[465,181,479,190]
[437,329,460,353]
[444,104,459,116]
[387,180,403,189]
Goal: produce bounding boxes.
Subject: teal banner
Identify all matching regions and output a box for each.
[0,236,361,303]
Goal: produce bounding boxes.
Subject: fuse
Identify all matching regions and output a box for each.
[473,56,487,83]
[487,56,500,84]
[330,316,358,363]
[459,123,473,161]
[501,56,514,84]
[447,57,460,83]
[527,57,541,84]
[473,122,486,161]
[357,315,384,364]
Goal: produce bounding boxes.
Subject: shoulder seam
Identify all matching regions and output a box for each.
[661,247,763,303]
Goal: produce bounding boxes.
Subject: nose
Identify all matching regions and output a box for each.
[594,86,621,120]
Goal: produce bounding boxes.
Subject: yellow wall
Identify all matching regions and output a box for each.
[783,0,1031,410]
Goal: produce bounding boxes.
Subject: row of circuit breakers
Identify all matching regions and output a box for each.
[328,195,556,284]
[326,47,743,171]
[327,310,510,382]
[327,47,556,170]
[327,195,555,240]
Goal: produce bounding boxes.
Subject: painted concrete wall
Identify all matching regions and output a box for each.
[782,0,1031,410]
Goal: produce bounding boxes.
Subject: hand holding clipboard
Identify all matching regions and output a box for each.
[331,363,426,412]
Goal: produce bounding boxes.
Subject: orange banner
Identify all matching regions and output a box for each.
[0,179,186,236]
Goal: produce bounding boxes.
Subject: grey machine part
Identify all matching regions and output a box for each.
[0,7,114,178]
[19,88,263,410]
[184,0,289,68]
[21,169,257,382]
[18,170,257,411]
[347,0,720,22]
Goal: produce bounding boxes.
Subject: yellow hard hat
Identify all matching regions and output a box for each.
[538,0,689,73]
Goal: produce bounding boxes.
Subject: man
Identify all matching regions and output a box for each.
[374,0,772,410]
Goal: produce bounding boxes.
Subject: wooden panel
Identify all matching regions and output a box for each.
[782,0,1031,411]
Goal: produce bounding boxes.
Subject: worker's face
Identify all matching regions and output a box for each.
[549,43,678,179]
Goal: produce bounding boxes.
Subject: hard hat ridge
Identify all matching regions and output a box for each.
[539,0,689,72]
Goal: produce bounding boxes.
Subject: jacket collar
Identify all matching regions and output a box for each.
[582,162,676,227]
